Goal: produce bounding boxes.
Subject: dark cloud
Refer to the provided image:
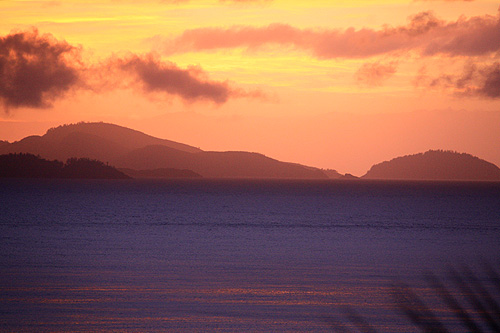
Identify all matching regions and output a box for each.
[113,53,232,103]
[0,29,81,111]
[355,62,397,86]
[480,63,500,98]
[416,62,500,98]
[155,11,500,59]
[420,14,500,57]
[0,30,261,112]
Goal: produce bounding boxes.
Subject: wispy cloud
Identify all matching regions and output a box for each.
[110,53,232,104]
[218,0,272,3]
[154,11,500,59]
[99,53,270,104]
[413,0,474,2]
[355,62,397,86]
[416,62,500,98]
[159,0,271,3]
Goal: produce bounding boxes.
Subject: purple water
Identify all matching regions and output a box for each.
[1,179,499,331]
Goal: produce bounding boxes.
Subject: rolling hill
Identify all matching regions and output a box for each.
[0,122,201,162]
[114,145,327,179]
[0,122,328,179]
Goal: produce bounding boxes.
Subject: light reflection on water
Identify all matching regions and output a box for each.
[0,179,499,331]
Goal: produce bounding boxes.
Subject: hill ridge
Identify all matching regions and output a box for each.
[44,122,202,153]
[0,122,328,179]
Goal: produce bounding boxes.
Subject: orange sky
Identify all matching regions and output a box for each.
[1,0,499,175]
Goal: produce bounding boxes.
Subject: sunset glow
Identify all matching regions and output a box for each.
[1,0,499,175]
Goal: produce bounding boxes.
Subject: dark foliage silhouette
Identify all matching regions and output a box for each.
[62,157,130,179]
[0,153,129,179]
[329,263,500,332]
[118,167,202,179]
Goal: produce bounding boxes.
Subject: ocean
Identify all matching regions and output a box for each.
[1,179,499,331]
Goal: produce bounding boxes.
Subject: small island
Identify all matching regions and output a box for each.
[363,150,500,181]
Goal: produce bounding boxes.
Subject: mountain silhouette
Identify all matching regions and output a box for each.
[321,169,342,179]
[0,122,328,179]
[363,150,500,181]
[0,122,200,163]
[44,122,201,153]
[115,145,327,179]
[0,153,129,179]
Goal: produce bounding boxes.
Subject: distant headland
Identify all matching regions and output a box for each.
[1,122,499,181]
[0,122,327,179]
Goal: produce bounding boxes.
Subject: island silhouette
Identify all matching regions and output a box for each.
[0,153,129,179]
[1,122,499,180]
[363,150,500,181]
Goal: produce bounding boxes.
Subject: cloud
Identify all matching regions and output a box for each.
[355,62,397,86]
[420,14,500,57]
[115,54,271,103]
[155,11,500,59]
[480,63,500,98]
[110,53,232,103]
[413,0,473,2]
[0,29,81,111]
[0,30,261,111]
[158,0,271,3]
[416,62,500,98]
[218,0,272,3]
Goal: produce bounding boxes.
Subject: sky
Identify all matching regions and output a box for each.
[1,0,499,175]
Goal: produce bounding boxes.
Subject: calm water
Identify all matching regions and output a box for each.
[0,179,499,332]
